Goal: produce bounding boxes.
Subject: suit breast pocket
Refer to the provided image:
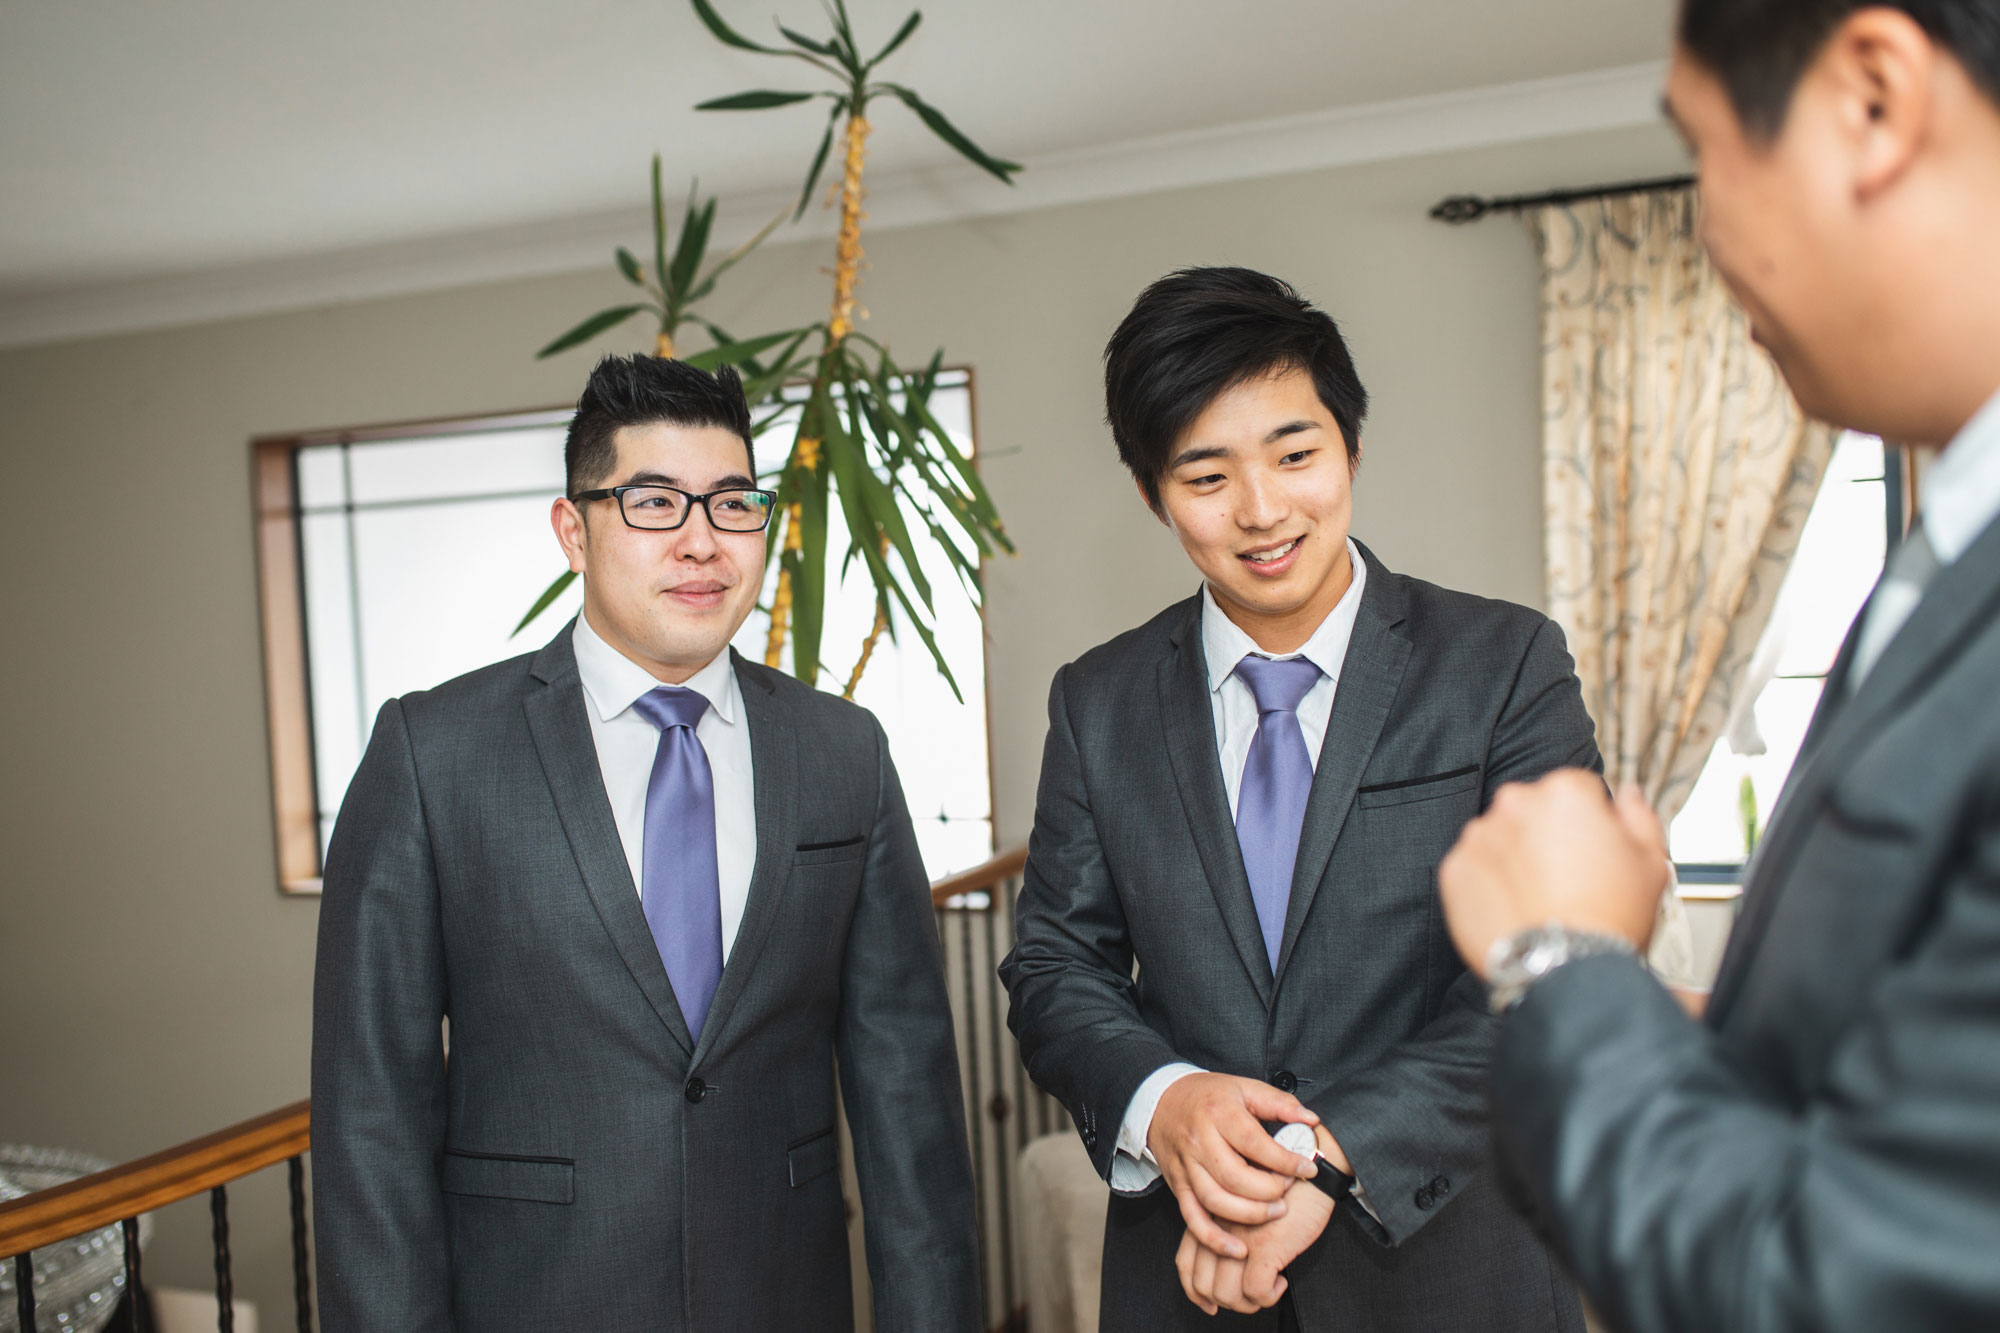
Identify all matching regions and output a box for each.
[1355,765,1482,809]
[794,836,868,868]
[440,1149,574,1205]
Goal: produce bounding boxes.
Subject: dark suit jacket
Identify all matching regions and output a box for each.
[311,625,980,1331]
[1492,515,2000,1332]
[1000,542,1598,1331]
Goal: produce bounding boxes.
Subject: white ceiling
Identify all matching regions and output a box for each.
[0,0,1676,330]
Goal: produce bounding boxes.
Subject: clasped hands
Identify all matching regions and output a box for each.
[1148,1072,1342,1315]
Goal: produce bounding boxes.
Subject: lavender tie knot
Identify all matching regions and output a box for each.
[631,685,724,1042]
[1232,655,1323,972]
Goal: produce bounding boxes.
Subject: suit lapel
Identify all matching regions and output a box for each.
[1275,549,1411,983]
[1709,517,2000,1021]
[523,624,695,1055]
[1158,596,1275,1006]
[691,652,801,1064]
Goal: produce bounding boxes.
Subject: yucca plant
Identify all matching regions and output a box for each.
[518,160,814,632]
[688,0,1018,699]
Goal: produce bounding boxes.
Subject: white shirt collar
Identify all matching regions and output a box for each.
[571,610,740,726]
[1921,386,2000,566]
[1200,537,1368,692]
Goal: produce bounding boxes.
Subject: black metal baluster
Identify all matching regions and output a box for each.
[210,1186,234,1333]
[123,1216,145,1333]
[288,1155,313,1332]
[983,894,1018,1324]
[956,908,989,1326]
[15,1250,35,1331]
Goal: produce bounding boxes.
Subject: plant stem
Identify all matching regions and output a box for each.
[828,111,871,343]
[656,329,676,358]
[764,497,806,667]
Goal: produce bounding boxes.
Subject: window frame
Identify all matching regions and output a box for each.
[1670,442,1916,897]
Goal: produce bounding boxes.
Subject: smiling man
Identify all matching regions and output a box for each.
[1440,4,2000,1330]
[1001,267,1601,1330]
[311,355,979,1330]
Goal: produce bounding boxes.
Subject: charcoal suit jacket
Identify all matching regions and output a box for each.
[1001,541,1596,1331]
[311,624,980,1331]
[1491,511,2000,1332]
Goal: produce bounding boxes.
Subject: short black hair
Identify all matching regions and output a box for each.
[1103,267,1367,510]
[565,355,755,496]
[1678,0,2000,138]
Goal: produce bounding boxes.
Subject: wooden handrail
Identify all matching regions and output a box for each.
[931,845,1028,908]
[0,1099,310,1259]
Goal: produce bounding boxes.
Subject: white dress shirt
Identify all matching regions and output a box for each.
[572,612,758,960]
[1851,391,2000,687]
[1112,540,1370,1194]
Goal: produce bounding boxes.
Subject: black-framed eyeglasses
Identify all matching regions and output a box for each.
[570,484,778,533]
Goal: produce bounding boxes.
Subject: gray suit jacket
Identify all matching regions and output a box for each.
[311,625,980,1331]
[1001,542,1597,1331]
[1491,515,2000,1332]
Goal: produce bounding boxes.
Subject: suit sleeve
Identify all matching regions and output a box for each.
[1000,664,1187,1184]
[836,719,983,1333]
[1308,617,1603,1246]
[1494,809,2000,1331]
[310,698,453,1330]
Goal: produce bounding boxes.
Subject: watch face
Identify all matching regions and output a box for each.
[1274,1123,1316,1159]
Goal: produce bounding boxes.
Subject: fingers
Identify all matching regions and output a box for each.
[1220,1112,1320,1182]
[1614,783,1668,862]
[1173,1174,1249,1259]
[1185,1160,1286,1230]
[1193,1239,1223,1315]
[1235,1081,1318,1128]
[1175,1230,1217,1317]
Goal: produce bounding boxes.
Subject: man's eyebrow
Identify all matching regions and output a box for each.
[1168,444,1230,470]
[612,470,758,490]
[618,469,678,487]
[1266,420,1319,444]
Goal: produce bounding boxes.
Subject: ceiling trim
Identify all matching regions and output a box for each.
[0,60,1666,352]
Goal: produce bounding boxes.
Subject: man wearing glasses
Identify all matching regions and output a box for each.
[312,355,980,1330]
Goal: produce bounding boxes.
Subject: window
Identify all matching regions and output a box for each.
[1668,434,1907,885]
[253,374,992,893]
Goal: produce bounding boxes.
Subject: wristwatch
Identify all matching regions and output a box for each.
[1274,1122,1355,1203]
[1484,924,1636,1013]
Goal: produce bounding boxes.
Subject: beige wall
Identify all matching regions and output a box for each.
[0,121,1684,1315]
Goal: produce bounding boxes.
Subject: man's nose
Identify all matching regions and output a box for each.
[1236,472,1288,529]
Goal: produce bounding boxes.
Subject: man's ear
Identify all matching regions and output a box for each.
[1821,7,1938,201]
[552,497,589,575]
[1135,475,1168,525]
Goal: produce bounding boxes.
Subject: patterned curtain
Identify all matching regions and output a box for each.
[1534,187,1836,824]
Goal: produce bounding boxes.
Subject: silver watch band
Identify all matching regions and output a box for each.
[1485,924,1635,1013]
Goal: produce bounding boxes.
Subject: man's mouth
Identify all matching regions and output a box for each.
[664,580,731,606]
[1238,536,1303,572]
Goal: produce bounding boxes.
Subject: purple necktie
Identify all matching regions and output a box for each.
[631,686,724,1042]
[1233,655,1323,971]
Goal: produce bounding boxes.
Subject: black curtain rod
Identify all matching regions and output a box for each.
[1430,173,1696,224]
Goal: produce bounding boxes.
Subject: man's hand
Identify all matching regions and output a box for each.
[1147,1072,1319,1258]
[1439,772,1669,978]
[1175,1174,1336,1315]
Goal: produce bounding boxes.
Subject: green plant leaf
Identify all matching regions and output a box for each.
[513,569,578,634]
[615,246,645,287]
[689,0,782,53]
[686,204,788,303]
[651,157,671,322]
[695,89,820,110]
[792,426,833,686]
[777,22,839,56]
[794,100,844,221]
[878,83,1021,184]
[669,193,716,300]
[823,0,860,65]
[536,304,653,358]
[685,327,813,371]
[882,565,964,703]
[869,10,921,67]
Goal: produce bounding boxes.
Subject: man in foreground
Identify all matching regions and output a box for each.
[312,355,979,1329]
[1002,266,1600,1328]
[1441,3,2000,1329]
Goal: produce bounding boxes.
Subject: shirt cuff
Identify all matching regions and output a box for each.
[1110,1062,1204,1195]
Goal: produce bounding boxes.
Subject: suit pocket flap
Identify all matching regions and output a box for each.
[794,837,867,867]
[441,1150,574,1204]
[787,1128,839,1188]
[1356,766,1482,808]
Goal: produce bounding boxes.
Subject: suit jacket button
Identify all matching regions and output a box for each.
[1414,1187,1434,1211]
[684,1077,710,1104]
[1432,1176,1451,1196]
[1270,1070,1298,1093]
